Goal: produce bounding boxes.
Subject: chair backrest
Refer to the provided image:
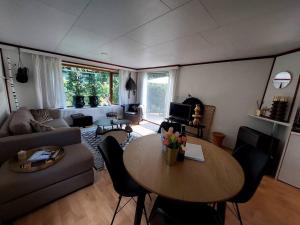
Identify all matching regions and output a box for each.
[202,105,215,140]
[158,122,182,134]
[98,136,130,194]
[101,129,129,145]
[232,144,269,203]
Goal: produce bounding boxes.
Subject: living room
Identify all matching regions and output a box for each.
[1,1,300,225]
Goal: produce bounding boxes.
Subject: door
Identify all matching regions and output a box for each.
[144,72,170,124]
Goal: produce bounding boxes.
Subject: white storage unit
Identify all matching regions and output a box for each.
[278,132,300,188]
[60,105,123,125]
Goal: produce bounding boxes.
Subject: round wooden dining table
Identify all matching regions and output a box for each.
[124,134,244,225]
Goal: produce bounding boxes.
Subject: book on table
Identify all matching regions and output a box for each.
[185,143,205,162]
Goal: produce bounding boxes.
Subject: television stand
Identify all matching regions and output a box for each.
[166,117,205,138]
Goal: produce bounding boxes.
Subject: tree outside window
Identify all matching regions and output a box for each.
[62,65,119,107]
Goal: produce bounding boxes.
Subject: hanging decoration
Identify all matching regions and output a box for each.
[15,48,28,83]
[125,73,137,99]
[7,57,19,109]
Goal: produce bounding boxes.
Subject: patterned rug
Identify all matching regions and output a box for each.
[81,126,142,170]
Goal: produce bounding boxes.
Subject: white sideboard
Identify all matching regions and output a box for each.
[278,131,300,188]
[60,105,123,125]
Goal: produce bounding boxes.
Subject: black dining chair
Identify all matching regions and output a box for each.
[98,136,149,225]
[157,121,182,134]
[229,144,269,225]
[150,208,183,225]
[150,196,223,225]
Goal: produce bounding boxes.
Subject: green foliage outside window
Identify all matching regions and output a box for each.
[62,66,120,107]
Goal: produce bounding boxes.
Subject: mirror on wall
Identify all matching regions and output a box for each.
[273,71,292,89]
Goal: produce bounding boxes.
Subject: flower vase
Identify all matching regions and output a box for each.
[165,147,179,166]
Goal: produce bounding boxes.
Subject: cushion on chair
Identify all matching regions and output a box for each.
[9,108,34,135]
[128,104,140,112]
[0,143,93,204]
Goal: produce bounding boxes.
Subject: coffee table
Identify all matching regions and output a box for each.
[94,118,131,137]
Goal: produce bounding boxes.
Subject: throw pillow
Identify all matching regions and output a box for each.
[30,119,55,132]
[30,109,53,123]
[9,107,34,135]
[0,112,15,138]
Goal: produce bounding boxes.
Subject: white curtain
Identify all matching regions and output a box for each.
[119,70,129,105]
[32,54,66,109]
[137,72,147,116]
[164,69,179,117]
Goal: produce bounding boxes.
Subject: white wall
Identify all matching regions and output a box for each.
[262,51,300,122]
[176,59,274,148]
[2,47,38,110]
[271,51,300,179]
[0,52,10,125]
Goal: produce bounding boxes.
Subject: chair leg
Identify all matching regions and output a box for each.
[147,193,152,201]
[111,195,122,225]
[143,204,150,225]
[235,203,243,225]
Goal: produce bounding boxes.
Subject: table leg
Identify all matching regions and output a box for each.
[134,193,146,225]
[216,201,226,225]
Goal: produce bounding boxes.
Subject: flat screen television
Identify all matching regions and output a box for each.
[169,102,192,122]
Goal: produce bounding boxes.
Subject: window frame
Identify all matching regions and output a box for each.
[62,62,119,106]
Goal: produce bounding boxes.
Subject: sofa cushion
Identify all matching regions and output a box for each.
[9,108,34,135]
[0,113,14,138]
[128,104,140,112]
[30,109,53,123]
[43,118,69,128]
[0,143,93,204]
[30,120,55,132]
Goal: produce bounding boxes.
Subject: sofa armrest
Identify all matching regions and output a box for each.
[0,127,81,164]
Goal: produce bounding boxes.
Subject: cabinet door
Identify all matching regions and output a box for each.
[278,133,300,188]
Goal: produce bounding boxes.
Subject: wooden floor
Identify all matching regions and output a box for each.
[15,170,300,225]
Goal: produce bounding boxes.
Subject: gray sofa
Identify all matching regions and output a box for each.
[0,108,94,223]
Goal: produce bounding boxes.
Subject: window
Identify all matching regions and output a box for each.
[62,64,120,107]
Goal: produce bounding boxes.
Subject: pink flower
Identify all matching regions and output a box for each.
[163,139,169,145]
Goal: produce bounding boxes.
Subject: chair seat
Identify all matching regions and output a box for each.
[151,197,221,225]
[125,111,137,115]
[118,176,148,197]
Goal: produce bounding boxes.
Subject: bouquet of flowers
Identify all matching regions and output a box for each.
[162,127,187,149]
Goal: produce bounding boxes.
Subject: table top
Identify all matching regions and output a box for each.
[94,118,130,127]
[124,134,244,203]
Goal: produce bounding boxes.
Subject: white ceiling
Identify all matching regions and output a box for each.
[0,0,300,68]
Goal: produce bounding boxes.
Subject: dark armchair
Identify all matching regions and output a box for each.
[122,104,143,124]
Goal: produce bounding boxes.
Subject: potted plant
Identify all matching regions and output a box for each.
[87,74,100,107]
[162,127,187,166]
[72,72,85,108]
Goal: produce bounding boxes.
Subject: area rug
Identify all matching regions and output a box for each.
[81,126,142,170]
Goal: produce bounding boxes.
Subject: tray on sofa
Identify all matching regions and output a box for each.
[9,146,64,173]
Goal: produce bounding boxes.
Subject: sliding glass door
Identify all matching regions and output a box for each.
[144,72,170,124]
